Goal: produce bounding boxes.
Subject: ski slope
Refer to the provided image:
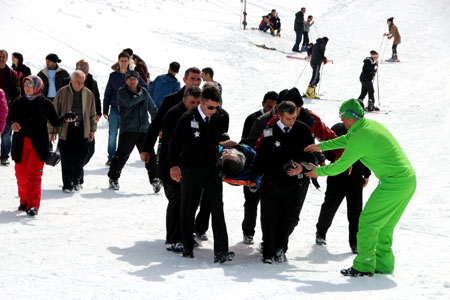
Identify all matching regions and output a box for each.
[1,0,450,299]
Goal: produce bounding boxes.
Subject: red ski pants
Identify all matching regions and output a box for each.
[15,137,45,210]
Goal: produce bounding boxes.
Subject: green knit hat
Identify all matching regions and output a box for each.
[339,98,364,119]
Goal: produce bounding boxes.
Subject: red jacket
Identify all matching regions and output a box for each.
[0,89,8,132]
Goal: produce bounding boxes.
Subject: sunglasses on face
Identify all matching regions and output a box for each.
[206,104,220,110]
[24,82,34,87]
[77,65,89,69]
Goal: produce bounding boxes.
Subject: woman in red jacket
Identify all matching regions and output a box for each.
[7,75,75,216]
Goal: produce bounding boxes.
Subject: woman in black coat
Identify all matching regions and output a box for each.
[7,75,75,216]
[11,52,31,94]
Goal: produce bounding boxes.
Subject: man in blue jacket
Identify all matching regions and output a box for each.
[148,62,181,108]
[103,51,147,166]
[107,71,157,191]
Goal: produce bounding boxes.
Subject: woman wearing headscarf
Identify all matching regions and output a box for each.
[7,75,76,216]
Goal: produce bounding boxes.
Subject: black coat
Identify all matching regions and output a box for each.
[37,67,70,98]
[359,57,378,82]
[246,109,275,148]
[240,109,263,145]
[12,64,31,94]
[310,38,328,65]
[250,120,315,185]
[168,106,229,168]
[294,11,304,32]
[142,86,185,152]
[84,73,102,116]
[7,96,65,163]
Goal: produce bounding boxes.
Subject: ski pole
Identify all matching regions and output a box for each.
[381,36,389,61]
[317,65,324,95]
[294,61,309,87]
[314,23,320,38]
[376,70,381,106]
[378,35,385,54]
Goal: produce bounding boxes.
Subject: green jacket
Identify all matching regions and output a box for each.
[316,118,415,180]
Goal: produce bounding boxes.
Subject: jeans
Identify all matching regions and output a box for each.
[107,107,120,160]
[292,30,303,52]
[1,124,12,159]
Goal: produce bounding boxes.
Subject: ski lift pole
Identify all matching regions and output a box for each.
[294,60,309,87]
[242,0,247,30]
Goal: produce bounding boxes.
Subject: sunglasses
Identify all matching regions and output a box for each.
[339,109,362,118]
[206,104,220,110]
[24,82,34,87]
[77,65,89,69]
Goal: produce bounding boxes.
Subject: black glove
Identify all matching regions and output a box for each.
[64,112,76,120]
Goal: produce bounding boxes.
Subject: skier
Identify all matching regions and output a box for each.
[305,37,329,99]
[384,17,401,62]
[305,98,416,277]
[358,50,379,111]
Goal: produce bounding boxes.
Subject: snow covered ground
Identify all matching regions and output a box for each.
[1,0,450,299]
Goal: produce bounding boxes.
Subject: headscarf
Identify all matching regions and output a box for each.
[23,75,44,100]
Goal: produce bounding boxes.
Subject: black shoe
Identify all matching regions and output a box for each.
[105,159,112,166]
[182,249,194,258]
[195,232,208,241]
[109,178,119,190]
[214,251,235,263]
[262,256,273,264]
[340,267,373,277]
[1,158,10,166]
[26,207,38,216]
[152,178,162,193]
[315,233,326,245]
[274,249,287,263]
[166,242,184,253]
[350,244,358,254]
[62,187,73,193]
[243,235,254,245]
[18,204,27,211]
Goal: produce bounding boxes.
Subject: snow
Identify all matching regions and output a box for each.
[1,0,450,299]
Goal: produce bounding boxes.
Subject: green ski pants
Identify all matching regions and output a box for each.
[353,174,416,274]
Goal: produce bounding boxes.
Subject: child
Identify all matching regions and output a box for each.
[259,14,270,31]
[302,16,314,51]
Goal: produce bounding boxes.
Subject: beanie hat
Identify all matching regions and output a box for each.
[286,87,303,107]
[46,53,61,63]
[387,17,394,22]
[125,70,139,80]
[339,98,364,119]
[276,89,289,104]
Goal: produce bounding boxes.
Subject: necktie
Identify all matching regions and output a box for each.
[284,126,290,133]
[205,117,209,123]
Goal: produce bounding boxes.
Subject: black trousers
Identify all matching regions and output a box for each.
[358,80,375,102]
[108,132,158,182]
[242,186,260,236]
[80,138,95,185]
[180,165,228,253]
[163,179,182,244]
[309,63,322,86]
[260,177,309,258]
[194,190,211,235]
[302,31,309,46]
[392,44,398,56]
[58,125,88,189]
[316,176,363,246]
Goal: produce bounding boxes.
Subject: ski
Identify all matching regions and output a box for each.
[365,110,390,115]
[286,55,309,61]
[302,95,342,102]
[381,59,401,63]
[248,42,286,54]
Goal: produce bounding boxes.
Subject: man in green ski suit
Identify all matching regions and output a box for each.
[305,98,416,277]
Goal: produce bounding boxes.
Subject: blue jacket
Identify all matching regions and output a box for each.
[103,71,147,115]
[117,86,157,134]
[147,73,180,108]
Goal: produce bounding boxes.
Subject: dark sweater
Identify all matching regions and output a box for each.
[359,57,378,82]
[240,109,263,145]
[7,96,65,163]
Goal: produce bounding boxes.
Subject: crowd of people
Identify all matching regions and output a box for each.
[0,10,411,276]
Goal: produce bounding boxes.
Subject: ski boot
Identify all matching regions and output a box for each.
[305,85,316,98]
[366,100,380,112]
[341,267,373,277]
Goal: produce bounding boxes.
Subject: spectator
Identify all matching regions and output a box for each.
[0,89,7,134]
[292,7,306,52]
[11,52,31,94]
[133,54,151,85]
[148,61,181,108]
[201,67,222,95]
[37,53,70,101]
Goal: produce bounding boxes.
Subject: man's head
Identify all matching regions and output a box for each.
[45,53,61,70]
[183,67,202,89]
[277,101,297,128]
[118,51,130,71]
[200,86,221,117]
[169,61,180,74]
[125,71,139,91]
[262,91,278,113]
[76,59,90,76]
[221,148,245,177]
[301,7,306,14]
[0,50,7,68]
[122,48,133,58]
[70,70,86,92]
[182,86,202,111]
[201,67,214,82]
[271,9,277,16]
[339,98,364,129]
[277,87,303,115]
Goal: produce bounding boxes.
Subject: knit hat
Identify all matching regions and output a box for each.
[339,98,364,119]
[46,53,61,63]
[286,87,303,107]
[125,70,139,80]
[23,75,44,99]
[276,89,289,104]
[387,17,394,22]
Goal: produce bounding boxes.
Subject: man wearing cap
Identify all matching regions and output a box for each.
[107,71,157,191]
[37,53,70,101]
[305,98,416,277]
